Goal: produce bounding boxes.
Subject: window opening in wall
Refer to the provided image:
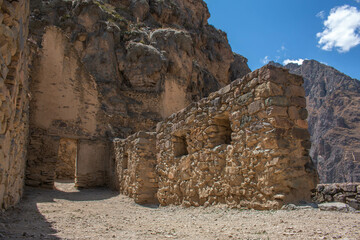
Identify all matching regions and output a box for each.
[112,157,116,173]
[122,152,129,169]
[173,135,188,157]
[213,114,232,146]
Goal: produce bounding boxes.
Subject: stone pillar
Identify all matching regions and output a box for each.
[25,135,59,188]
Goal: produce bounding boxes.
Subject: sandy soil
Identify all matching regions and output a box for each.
[1,181,359,240]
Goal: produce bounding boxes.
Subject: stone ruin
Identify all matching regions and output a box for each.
[112,65,318,210]
[0,0,30,209]
[0,0,320,211]
[313,183,360,210]
[113,132,158,205]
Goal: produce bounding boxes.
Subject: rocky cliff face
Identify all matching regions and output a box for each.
[283,60,360,183]
[28,0,251,138]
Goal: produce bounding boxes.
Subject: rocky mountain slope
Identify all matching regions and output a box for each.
[28,0,251,138]
[275,60,360,183]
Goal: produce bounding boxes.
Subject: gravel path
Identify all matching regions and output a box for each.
[1,181,359,239]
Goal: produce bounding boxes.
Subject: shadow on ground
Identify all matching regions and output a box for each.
[0,181,118,239]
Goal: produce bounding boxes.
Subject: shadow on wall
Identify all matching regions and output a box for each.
[0,182,117,239]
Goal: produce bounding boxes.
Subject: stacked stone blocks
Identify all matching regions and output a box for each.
[115,65,318,210]
[313,183,360,210]
[113,132,158,204]
[0,0,30,209]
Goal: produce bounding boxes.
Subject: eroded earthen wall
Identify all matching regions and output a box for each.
[155,65,318,209]
[0,0,30,209]
[113,132,158,204]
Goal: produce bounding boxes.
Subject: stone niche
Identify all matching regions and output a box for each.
[114,65,319,210]
[113,132,158,205]
[0,0,30,209]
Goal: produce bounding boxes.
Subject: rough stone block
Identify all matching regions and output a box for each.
[288,106,301,120]
[291,128,310,140]
[255,82,283,98]
[290,96,306,108]
[341,183,357,192]
[265,96,289,107]
[266,106,288,117]
[248,100,264,115]
[269,117,293,129]
[236,92,253,105]
[286,85,305,97]
[295,119,308,129]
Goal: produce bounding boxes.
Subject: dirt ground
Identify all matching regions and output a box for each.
[0,181,359,240]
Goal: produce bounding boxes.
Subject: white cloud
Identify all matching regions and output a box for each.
[316,10,326,19]
[316,5,360,52]
[261,56,270,64]
[283,58,305,65]
[355,0,360,3]
[277,45,286,53]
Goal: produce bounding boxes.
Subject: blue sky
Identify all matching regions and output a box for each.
[204,0,360,80]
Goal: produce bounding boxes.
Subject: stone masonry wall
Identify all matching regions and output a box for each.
[75,140,109,188]
[313,183,360,210]
[0,0,30,209]
[55,138,77,180]
[155,65,318,209]
[113,132,158,205]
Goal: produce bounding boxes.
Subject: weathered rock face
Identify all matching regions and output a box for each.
[113,66,319,210]
[284,60,360,183]
[0,0,30,210]
[28,0,251,139]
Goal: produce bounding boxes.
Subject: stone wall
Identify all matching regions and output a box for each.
[113,65,318,209]
[313,183,360,210]
[76,140,109,188]
[0,0,30,209]
[113,132,158,204]
[55,138,77,180]
[156,65,318,209]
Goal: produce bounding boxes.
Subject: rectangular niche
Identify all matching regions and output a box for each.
[122,151,129,170]
[173,135,189,157]
[212,114,232,146]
